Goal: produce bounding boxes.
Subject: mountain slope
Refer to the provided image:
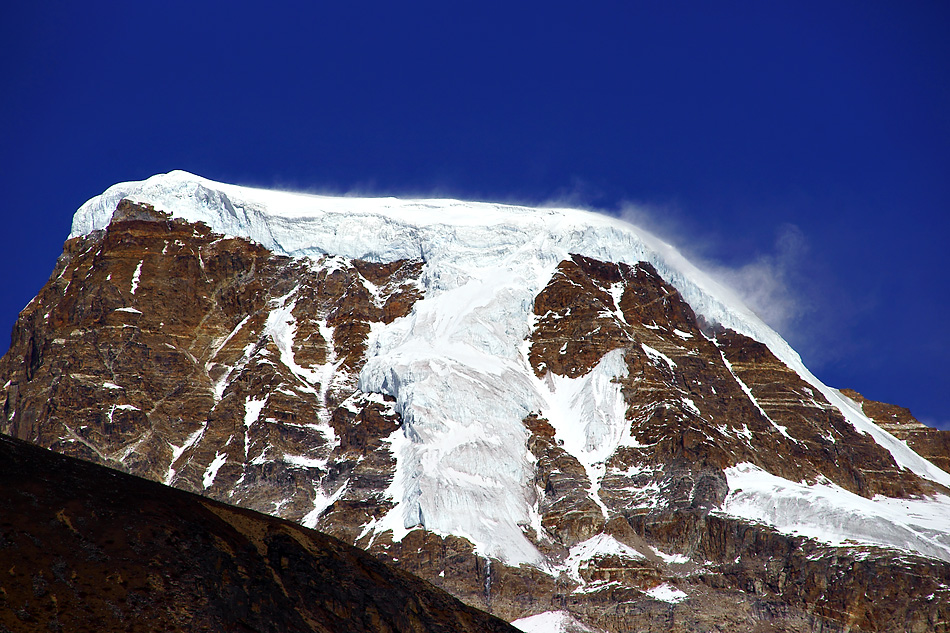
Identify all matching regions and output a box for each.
[3,170,950,632]
[0,434,520,633]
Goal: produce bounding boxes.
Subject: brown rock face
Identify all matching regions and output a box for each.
[841,387,950,474]
[520,253,950,632]
[0,434,520,633]
[1,199,420,527]
[528,255,934,507]
[3,204,950,633]
[714,330,929,498]
[524,413,605,549]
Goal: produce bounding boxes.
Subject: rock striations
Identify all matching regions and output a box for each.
[3,171,950,632]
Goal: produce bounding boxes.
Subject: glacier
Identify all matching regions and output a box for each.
[71,170,950,565]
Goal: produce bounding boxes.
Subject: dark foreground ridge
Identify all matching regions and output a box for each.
[0,434,519,633]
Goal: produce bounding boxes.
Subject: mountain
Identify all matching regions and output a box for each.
[3,170,950,632]
[0,433,519,633]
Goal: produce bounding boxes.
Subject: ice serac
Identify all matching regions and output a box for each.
[4,170,950,632]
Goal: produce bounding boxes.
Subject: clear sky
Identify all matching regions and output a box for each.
[2,2,948,428]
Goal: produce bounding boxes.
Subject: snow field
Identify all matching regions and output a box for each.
[720,463,950,563]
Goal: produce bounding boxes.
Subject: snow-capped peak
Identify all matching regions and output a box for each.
[70,171,950,565]
[73,170,786,360]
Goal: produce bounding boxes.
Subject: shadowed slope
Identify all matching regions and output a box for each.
[0,434,519,633]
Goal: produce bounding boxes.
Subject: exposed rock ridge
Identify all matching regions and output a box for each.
[0,433,521,633]
[840,387,950,474]
[528,254,934,503]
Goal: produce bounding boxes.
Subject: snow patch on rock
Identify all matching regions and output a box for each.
[513,610,602,633]
[560,533,645,584]
[720,463,950,563]
[645,583,688,603]
[203,451,227,489]
[534,349,632,519]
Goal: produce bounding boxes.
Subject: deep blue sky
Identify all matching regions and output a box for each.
[3,2,948,428]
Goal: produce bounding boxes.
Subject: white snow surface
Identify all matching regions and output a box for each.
[720,463,950,563]
[645,583,688,604]
[560,533,645,583]
[72,170,950,565]
[534,349,633,521]
[203,451,228,489]
[513,611,601,633]
[651,547,690,564]
[130,260,143,294]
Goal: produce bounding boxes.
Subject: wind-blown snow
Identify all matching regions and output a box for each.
[719,463,950,563]
[71,170,950,565]
[70,170,791,354]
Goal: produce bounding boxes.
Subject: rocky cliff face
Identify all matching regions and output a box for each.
[840,387,950,475]
[518,253,950,632]
[0,433,520,633]
[4,185,950,633]
[2,199,420,530]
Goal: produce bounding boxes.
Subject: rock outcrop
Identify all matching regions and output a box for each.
[519,253,950,632]
[841,387,950,474]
